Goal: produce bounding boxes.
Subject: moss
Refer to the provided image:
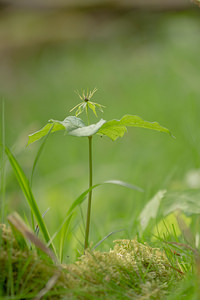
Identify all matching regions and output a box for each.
[66,239,181,299]
[0,225,182,299]
[0,224,67,299]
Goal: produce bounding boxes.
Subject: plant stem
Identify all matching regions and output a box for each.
[84,136,93,250]
[1,100,5,223]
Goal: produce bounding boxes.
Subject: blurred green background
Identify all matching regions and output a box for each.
[1,0,200,261]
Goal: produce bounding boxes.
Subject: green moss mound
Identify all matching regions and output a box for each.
[67,239,182,299]
[0,225,182,299]
[0,224,67,299]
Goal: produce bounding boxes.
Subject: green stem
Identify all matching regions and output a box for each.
[1,100,5,223]
[84,136,93,250]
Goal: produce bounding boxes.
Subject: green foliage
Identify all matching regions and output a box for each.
[65,179,143,216]
[30,124,54,187]
[139,189,200,232]
[50,179,143,252]
[98,115,173,141]
[62,238,185,299]
[0,224,65,299]
[8,212,57,263]
[28,121,64,145]
[28,117,105,144]
[5,146,57,256]
[1,100,6,223]
[161,189,200,216]
[28,114,172,144]
[1,224,186,300]
[140,190,167,231]
[27,90,172,251]
[2,16,200,298]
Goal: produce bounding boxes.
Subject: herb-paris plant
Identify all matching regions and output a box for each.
[28,89,173,250]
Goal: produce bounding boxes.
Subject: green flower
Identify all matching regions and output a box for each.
[70,88,105,117]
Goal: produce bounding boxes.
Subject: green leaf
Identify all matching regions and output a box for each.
[28,116,106,145]
[28,122,64,145]
[152,212,192,240]
[5,146,57,256]
[99,122,127,141]
[98,115,173,141]
[28,114,173,145]
[53,116,85,132]
[161,189,200,216]
[139,189,200,233]
[68,119,106,137]
[139,190,167,231]
[28,116,85,145]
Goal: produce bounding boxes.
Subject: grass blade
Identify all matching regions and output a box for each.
[47,184,101,247]
[33,273,59,300]
[1,99,6,223]
[68,179,142,216]
[30,124,54,187]
[5,146,57,256]
[8,212,58,264]
[30,124,53,231]
[35,207,50,236]
[104,179,144,192]
[59,214,73,263]
[49,180,142,246]
[93,229,124,250]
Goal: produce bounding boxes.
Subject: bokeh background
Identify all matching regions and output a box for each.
[1,0,200,261]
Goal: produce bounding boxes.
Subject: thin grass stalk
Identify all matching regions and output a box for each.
[30,124,54,187]
[30,124,54,231]
[1,100,6,223]
[5,146,57,256]
[84,136,93,250]
[59,214,73,263]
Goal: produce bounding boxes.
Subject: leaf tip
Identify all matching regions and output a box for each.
[27,136,32,147]
[171,133,176,139]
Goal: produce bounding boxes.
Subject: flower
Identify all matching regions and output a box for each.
[70,88,105,117]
